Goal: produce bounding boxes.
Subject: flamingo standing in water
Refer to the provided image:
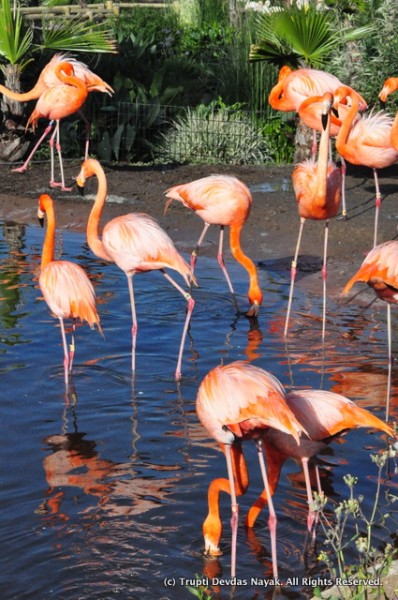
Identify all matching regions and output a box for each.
[285,92,342,339]
[164,175,263,316]
[1,54,113,186]
[22,61,92,191]
[75,158,196,381]
[342,240,398,419]
[201,386,395,569]
[379,77,398,150]
[37,193,101,388]
[196,360,307,578]
[246,389,395,531]
[333,85,398,248]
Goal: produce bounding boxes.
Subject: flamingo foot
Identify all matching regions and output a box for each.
[12,165,28,174]
[50,181,73,192]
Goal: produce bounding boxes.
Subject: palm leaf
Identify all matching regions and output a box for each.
[40,17,117,54]
[0,0,33,65]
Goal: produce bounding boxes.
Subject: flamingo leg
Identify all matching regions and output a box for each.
[50,121,72,192]
[224,444,239,578]
[255,438,278,579]
[321,220,329,340]
[12,120,56,174]
[69,320,76,373]
[340,156,347,218]
[161,269,195,381]
[301,457,316,534]
[59,317,69,387]
[386,303,392,421]
[373,168,381,248]
[127,274,138,374]
[191,222,211,272]
[217,226,240,313]
[284,217,305,337]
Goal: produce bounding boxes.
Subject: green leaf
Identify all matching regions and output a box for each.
[0,0,33,64]
[40,16,117,54]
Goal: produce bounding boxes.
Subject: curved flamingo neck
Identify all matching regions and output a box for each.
[55,62,87,99]
[0,83,42,102]
[203,444,249,551]
[335,86,359,157]
[40,198,55,271]
[229,225,263,306]
[85,160,113,261]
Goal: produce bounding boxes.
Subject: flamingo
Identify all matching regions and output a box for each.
[333,85,398,248]
[378,77,398,151]
[164,175,263,316]
[37,193,101,388]
[2,54,113,184]
[269,65,367,217]
[246,389,395,531]
[196,360,307,579]
[342,240,398,419]
[285,92,342,339]
[19,61,93,192]
[75,158,196,381]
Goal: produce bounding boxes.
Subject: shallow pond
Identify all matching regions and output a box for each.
[1,219,398,600]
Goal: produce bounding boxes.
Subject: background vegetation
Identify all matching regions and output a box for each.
[1,0,398,166]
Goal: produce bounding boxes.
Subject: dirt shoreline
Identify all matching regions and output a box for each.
[1,158,398,300]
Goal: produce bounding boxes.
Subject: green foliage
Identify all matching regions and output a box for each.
[156,99,272,166]
[327,0,398,105]
[0,0,33,67]
[315,447,398,597]
[249,1,374,68]
[40,16,116,54]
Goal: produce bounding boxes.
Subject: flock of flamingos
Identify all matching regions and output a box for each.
[4,54,398,581]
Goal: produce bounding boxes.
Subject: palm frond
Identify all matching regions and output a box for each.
[40,17,117,54]
[0,0,33,64]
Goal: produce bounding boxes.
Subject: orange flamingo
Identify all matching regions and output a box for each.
[269,65,366,218]
[37,193,101,388]
[21,61,92,191]
[342,240,398,419]
[378,77,398,151]
[75,158,196,381]
[164,175,263,316]
[3,54,113,183]
[285,92,342,339]
[196,360,307,579]
[333,85,398,248]
[246,389,395,531]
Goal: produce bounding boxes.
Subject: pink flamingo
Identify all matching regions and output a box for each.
[164,175,263,316]
[285,92,342,339]
[37,193,101,388]
[342,240,398,418]
[196,360,307,578]
[379,77,398,151]
[75,158,196,381]
[8,55,113,190]
[334,85,398,248]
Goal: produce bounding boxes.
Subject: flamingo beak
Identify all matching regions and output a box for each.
[332,106,339,119]
[380,100,386,109]
[37,208,45,228]
[321,112,328,130]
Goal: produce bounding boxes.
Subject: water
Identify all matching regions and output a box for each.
[1,220,397,600]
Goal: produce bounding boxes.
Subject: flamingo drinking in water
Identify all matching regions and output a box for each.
[75,158,196,381]
[285,92,342,339]
[164,175,263,316]
[342,240,398,418]
[37,193,101,388]
[196,360,307,578]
